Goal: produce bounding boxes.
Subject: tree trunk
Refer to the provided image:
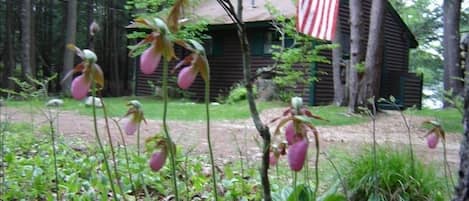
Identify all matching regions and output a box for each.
[443,0,463,107]
[333,21,346,106]
[3,0,15,89]
[21,0,32,79]
[364,0,385,101]
[30,3,36,78]
[62,0,77,92]
[453,33,469,201]
[348,0,361,113]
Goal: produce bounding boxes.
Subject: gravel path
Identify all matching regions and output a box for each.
[2,106,462,167]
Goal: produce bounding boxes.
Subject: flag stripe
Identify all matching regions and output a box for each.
[303,0,319,36]
[296,0,339,41]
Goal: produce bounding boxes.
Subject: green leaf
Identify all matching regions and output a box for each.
[287,184,315,201]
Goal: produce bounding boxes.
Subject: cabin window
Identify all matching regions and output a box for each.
[203,35,223,57]
[263,31,282,54]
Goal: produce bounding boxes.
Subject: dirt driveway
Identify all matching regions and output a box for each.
[1,106,463,167]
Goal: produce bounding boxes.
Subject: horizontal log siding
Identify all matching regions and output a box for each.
[136,29,311,102]
[401,73,423,108]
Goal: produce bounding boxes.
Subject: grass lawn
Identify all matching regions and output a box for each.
[407,107,463,133]
[5,97,367,126]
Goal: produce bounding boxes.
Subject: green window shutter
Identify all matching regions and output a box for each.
[212,36,224,56]
[249,31,265,56]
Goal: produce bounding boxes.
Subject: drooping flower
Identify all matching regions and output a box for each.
[173,40,209,89]
[149,150,167,172]
[123,100,146,135]
[71,74,91,100]
[127,17,176,75]
[285,121,306,145]
[63,45,104,100]
[146,136,174,172]
[287,139,309,171]
[271,97,325,172]
[423,120,445,149]
[140,45,162,74]
[426,132,439,149]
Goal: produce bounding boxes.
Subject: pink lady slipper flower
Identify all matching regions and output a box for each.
[287,139,309,171]
[127,17,176,75]
[172,40,209,89]
[149,150,167,172]
[123,100,147,135]
[423,120,445,149]
[146,136,175,172]
[271,97,325,172]
[62,45,104,100]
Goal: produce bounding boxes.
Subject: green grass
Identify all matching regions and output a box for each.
[5,97,367,126]
[5,97,286,121]
[407,108,463,133]
[307,105,366,126]
[343,146,447,201]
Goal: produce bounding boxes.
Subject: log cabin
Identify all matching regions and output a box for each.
[135,0,422,108]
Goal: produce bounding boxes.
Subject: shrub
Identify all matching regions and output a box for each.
[345,147,446,201]
[225,83,257,104]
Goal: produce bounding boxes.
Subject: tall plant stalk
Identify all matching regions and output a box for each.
[90,79,118,200]
[162,59,179,199]
[112,119,137,201]
[101,100,126,200]
[313,132,320,199]
[136,125,151,199]
[205,68,218,200]
[46,109,60,200]
[442,138,455,198]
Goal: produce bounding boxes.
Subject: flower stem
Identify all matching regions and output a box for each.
[443,139,455,198]
[112,119,137,201]
[313,132,320,200]
[162,59,179,199]
[205,66,219,201]
[136,124,150,199]
[101,100,127,200]
[47,109,60,201]
[90,79,118,200]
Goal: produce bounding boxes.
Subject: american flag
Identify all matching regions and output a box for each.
[296,0,340,41]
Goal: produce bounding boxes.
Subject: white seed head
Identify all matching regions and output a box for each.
[83,49,97,63]
[128,100,142,109]
[291,96,303,110]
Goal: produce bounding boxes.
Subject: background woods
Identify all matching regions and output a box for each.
[0,0,135,97]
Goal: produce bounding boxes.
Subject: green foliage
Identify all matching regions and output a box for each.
[225,83,257,104]
[355,62,365,74]
[344,147,446,201]
[266,4,336,102]
[0,74,57,100]
[0,122,264,200]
